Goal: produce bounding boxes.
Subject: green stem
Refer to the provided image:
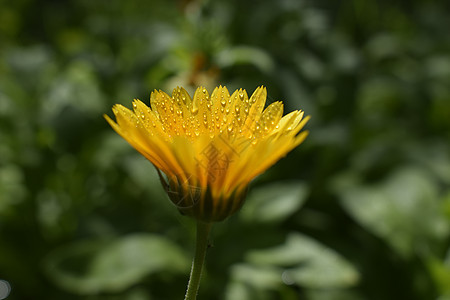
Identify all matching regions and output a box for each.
[184,221,212,300]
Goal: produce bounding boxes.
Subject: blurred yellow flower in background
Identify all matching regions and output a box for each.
[105,86,309,222]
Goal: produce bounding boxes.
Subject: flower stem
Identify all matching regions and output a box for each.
[184,221,212,300]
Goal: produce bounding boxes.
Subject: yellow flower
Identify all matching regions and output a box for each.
[105,86,309,222]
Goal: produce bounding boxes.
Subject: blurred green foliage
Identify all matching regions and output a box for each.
[1,0,450,299]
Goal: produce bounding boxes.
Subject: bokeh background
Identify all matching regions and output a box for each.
[1,0,450,299]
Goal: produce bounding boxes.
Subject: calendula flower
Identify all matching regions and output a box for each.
[105,86,309,222]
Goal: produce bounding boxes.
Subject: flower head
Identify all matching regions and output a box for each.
[105,86,309,222]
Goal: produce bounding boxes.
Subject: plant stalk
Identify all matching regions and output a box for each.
[184,221,212,300]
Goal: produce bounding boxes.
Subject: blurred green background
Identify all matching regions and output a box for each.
[1,0,450,299]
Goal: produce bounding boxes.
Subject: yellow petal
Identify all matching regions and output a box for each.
[105,85,310,222]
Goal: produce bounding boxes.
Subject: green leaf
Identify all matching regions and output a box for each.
[44,234,189,295]
[225,264,283,300]
[241,181,308,223]
[229,264,283,289]
[305,289,364,300]
[216,46,275,73]
[428,247,450,297]
[246,233,359,289]
[334,167,449,257]
[225,281,252,300]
